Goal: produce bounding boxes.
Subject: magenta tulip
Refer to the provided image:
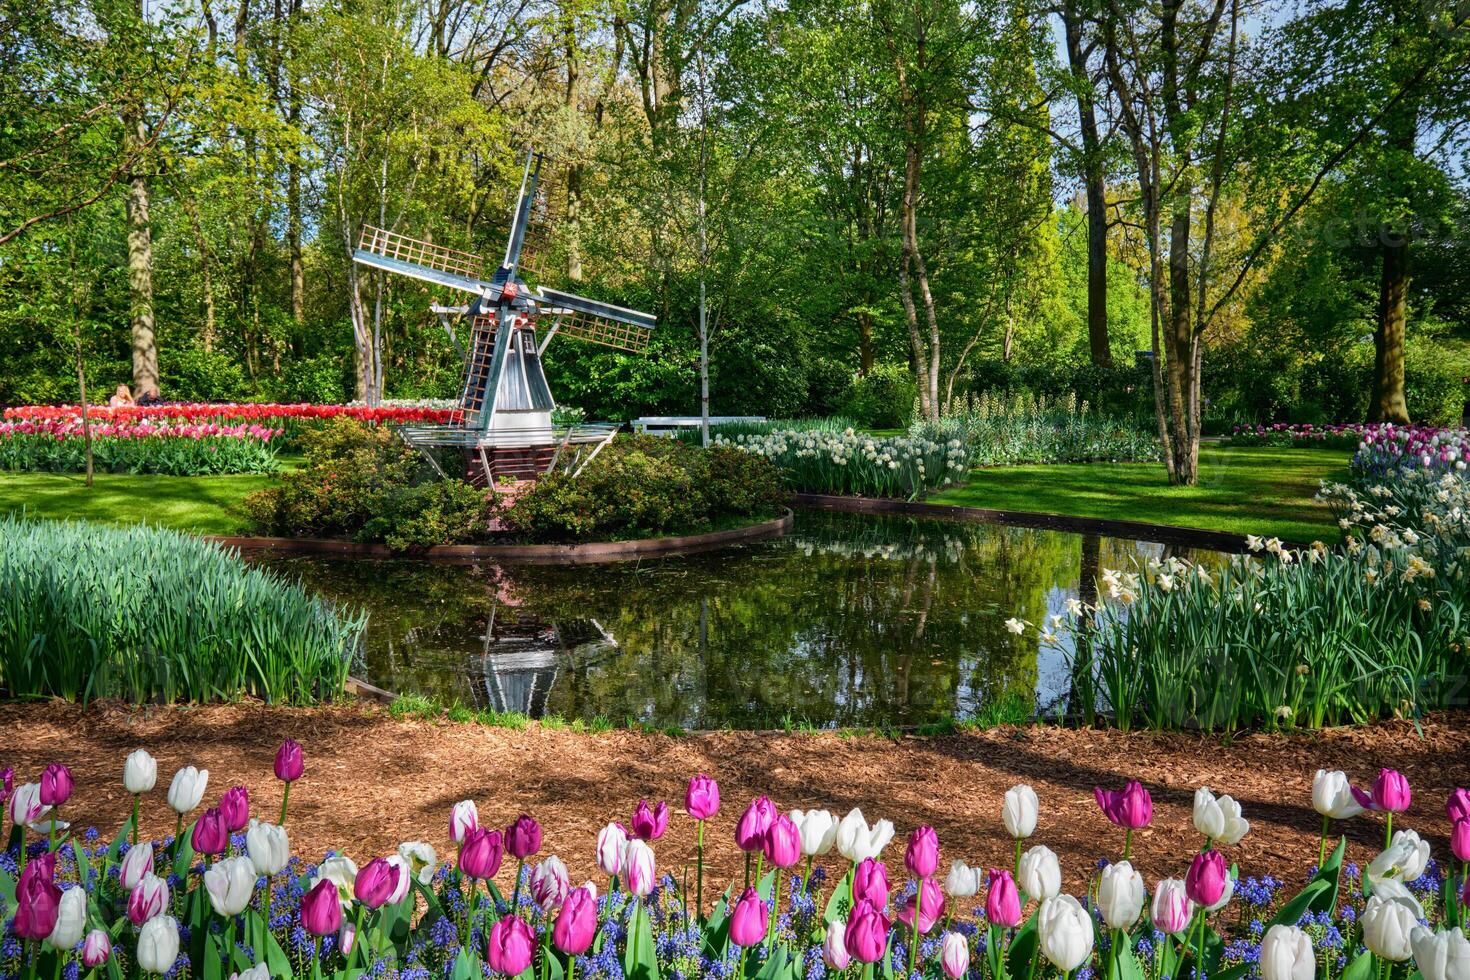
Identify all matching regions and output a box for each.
[853,857,890,908]
[82,929,112,968]
[506,814,542,860]
[487,916,536,975]
[219,786,250,832]
[985,869,1023,928]
[632,799,669,841]
[1095,781,1153,829]
[127,874,169,925]
[845,898,891,964]
[1452,818,1470,863]
[898,877,944,934]
[729,887,770,947]
[301,878,343,936]
[1448,788,1470,824]
[13,856,62,940]
[1353,768,1411,812]
[355,857,402,910]
[735,796,777,852]
[1185,850,1229,907]
[275,739,304,782]
[191,806,229,856]
[460,827,505,880]
[39,764,73,807]
[553,886,598,955]
[905,826,940,878]
[686,774,720,820]
[764,813,802,869]
[1,766,13,805]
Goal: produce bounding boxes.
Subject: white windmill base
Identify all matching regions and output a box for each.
[397,421,621,485]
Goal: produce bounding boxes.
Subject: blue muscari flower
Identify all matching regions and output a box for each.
[1078,969,1094,980]
[62,961,79,980]
[83,828,99,842]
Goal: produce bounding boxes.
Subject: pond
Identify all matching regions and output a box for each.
[253,512,1226,730]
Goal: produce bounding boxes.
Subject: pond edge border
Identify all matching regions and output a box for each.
[204,507,794,564]
[789,493,1259,552]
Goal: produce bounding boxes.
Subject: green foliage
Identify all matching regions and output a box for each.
[504,435,785,542]
[914,391,1161,466]
[244,418,497,549]
[0,516,362,703]
[0,427,280,475]
[837,364,917,429]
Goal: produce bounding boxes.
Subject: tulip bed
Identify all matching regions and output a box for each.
[4,744,1469,980]
[1228,425,1367,451]
[713,429,970,501]
[0,419,283,476]
[1350,427,1470,480]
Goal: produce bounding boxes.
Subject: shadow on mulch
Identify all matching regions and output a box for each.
[4,700,1466,899]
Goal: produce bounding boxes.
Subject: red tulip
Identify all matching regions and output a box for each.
[1448,788,1470,824]
[844,898,891,964]
[1451,818,1470,864]
[460,827,504,880]
[735,796,777,852]
[853,857,890,908]
[355,857,402,910]
[1185,850,1229,907]
[763,814,802,869]
[905,826,940,878]
[897,877,944,934]
[505,814,542,860]
[1353,769,1412,813]
[275,740,304,782]
[985,869,1023,928]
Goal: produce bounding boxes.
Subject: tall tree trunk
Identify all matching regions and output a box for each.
[1164,190,1198,484]
[1063,0,1111,367]
[1369,234,1411,423]
[857,309,875,375]
[124,116,159,398]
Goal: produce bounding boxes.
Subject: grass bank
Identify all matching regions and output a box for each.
[929,445,1349,542]
[0,471,273,534]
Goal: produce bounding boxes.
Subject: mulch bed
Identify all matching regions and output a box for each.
[4,702,1468,894]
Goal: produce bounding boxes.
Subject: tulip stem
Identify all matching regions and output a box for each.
[312,939,323,980]
[24,942,37,980]
[513,859,526,913]
[754,854,765,895]
[768,873,782,954]
[1123,829,1133,863]
[16,828,26,879]
[131,795,140,847]
[279,781,291,827]
[1384,813,1393,850]
[909,878,924,977]
[567,955,577,980]
[738,943,750,979]
[745,852,752,892]
[696,820,706,924]
[1013,838,1022,879]
[353,904,366,969]
[1319,816,1330,871]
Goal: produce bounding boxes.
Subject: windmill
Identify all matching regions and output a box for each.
[352,149,657,484]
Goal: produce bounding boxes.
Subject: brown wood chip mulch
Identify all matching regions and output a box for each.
[4,702,1468,895]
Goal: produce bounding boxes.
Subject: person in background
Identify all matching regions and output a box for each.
[136,387,161,406]
[108,384,135,408]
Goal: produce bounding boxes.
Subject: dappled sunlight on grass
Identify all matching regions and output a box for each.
[0,472,272,534]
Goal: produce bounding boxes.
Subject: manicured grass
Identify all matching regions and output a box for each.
[928,445,1350,542]
[0,472,272,535]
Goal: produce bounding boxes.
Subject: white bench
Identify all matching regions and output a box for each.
[631,416,766,437]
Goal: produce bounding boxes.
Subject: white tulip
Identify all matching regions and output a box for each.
[1018,845,1061,901]
[230,966,271,980]
[312,854,358,907]
[945,860,984,898]
[1260,926,1316,980]
[7,783,49,827]
[167,767,208,815]
[835,808,895,863]
[1150,878,1195,935]
[246,820,290,877]
[1037,895,1095,972]
[1362,895,1418,961]
[449,800,479,844]
[1312,770,1365,820]
[137,916,181,974]
[1192,788,1250,845]
[596,822,628,876]
[384,854,412,904]
[1097,861,1145,930]
[1369,879,1425,920]
[46,887,87,951]
[824,921,851,971]
[124,750,158,795]
[204,856,257,917]
[120,843,155,891]
[1411,926,1470,980]
[1003,785,1039,839]
[398,841,438,885]
[624,839,656,897]
[790,809,839,857]
[1368,830,1431,886]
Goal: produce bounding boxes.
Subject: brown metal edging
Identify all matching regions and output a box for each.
[206,508,793,565]
[788,493,1262,552]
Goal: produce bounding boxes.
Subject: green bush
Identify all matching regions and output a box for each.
[838,363,917,429]
[160,345,253,402]
[505,435,784,542]
[245,418,498,548]
[0,517,362,704]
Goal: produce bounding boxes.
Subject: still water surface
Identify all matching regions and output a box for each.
[254,512,1223,729]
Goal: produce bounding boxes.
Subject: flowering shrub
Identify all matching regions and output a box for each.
[3,750,1468,980]
[715,429,969,500]
[1228,424,1367,451]
[915,393,1161,466]
[0,418,281,475]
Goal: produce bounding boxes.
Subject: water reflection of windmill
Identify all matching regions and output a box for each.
[472,605,620,716]
[351,149,658,484]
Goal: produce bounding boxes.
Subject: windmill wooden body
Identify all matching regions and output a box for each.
[352,150,656,483]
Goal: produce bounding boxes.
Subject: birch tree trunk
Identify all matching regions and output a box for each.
[124,114,159,398]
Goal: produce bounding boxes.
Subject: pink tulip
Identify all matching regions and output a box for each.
[941,931,971,980]
[274,740,304,782]
[301,878,343,936]
[729,887,769,947]
[450,801,479,844]
[355,857,401,910]
[1095,781,1152,829]
[764,813,802,869]
[505,814,542,860]
[0,766,12,806]
[854,857,890,908]
[985,869,1023,928]
[13,855,62,940]
[905,826,940,878]
[1448,788,1470,824]
[127,874,170,925]
[487,916,535,975]
[844,898,891,964]
[735,796,777,852]
[686,775,720,820]
[897,877,944,934]
[532,857,570,911]
[553,886,598,955]
[1185,850,1228,907]
[632,800,669,841]
[460,828,504,880]
[1353,769,1411,813]
[219,786,250,832]
[1452,818,1470,863]
[39,764,73,807]
[191,807,229,856]
[82,929,112,967]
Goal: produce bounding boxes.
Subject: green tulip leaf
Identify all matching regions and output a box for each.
[1268,879,1330,930]
[106,814,134,873]
[823,869,853,927]
[754,946,792,980]
[451,948,477,980]
[704,891,734,961]
[1114,943,1147,980]
[203,933,224,980]
[1339,951,1374,980]
[1006,909,1040,980]
[172,819,198,879]
[0,864,14,904]
[624,900,661,980]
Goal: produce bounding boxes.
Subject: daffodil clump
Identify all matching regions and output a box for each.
[911,392,1161,467]
[714,428,969,501]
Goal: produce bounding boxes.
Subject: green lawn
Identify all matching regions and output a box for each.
[0,472,272,535]
[928,445,1351,542]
